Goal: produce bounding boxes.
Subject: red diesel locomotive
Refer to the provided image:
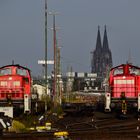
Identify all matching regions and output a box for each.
[0,64,31,113]
[105,63,140,114]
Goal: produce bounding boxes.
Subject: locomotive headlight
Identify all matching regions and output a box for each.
[13,81,20,86]
[123,76,126,79]
[0,81,7,86]
[133,103,138,107]
[9,77,12,80]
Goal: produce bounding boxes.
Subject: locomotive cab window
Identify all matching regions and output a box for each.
[113,68,123,75]
[129,67,140,75]
[0,68,12,75]
[16,68,27,76]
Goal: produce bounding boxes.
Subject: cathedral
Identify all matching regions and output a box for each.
[91,26,113,78]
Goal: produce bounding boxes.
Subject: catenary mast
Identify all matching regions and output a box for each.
[45,0,48,111]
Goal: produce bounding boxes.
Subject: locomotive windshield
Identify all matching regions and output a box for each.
[16,68,27,76]
[129,67,140,75]
[0,68,12,75]
[113,68,123,75]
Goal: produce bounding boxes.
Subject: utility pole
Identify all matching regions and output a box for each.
[53,14,57,105]
[45,0,48,112]
[49,12,59,106]
[56,45,62,104]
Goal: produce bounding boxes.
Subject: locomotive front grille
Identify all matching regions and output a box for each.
[112,77,137,98]
[114,79,134,84]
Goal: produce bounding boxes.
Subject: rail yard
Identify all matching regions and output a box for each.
[1,63,140,139]
[1,1,140,140]
[1,111,139,140]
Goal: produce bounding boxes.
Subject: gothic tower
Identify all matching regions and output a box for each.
[102,25,113,77]
[91,26,113,78]
[91,26,102,76]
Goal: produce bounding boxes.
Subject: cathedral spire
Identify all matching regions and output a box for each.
[103,25,109,51]
[91,25,113,79]
[95,25,102,51]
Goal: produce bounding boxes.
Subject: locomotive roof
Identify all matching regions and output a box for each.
[111,63,140,71]
[0,64,30,72]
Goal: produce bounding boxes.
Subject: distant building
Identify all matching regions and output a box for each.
[33,84,50,100]
[91,26,113,78]
[65,72,98,92]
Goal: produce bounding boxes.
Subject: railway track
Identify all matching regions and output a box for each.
[1,112,139,140]
[54,111,139,139]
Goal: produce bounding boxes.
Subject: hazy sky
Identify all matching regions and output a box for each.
[0,0,140,76]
